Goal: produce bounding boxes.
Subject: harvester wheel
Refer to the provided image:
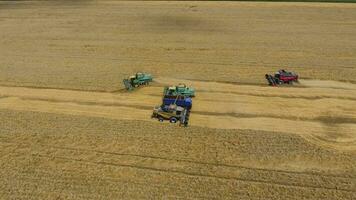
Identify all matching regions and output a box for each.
[169,117,177,123]
[158,117,164,122]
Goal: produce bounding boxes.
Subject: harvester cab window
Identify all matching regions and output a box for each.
[162,106,169,112]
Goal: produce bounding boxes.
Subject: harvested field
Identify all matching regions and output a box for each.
[1,1,356,199]
[1,110,356,199]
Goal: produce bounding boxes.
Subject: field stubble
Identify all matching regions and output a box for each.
[1,110,356,199]
[0,1,356,199]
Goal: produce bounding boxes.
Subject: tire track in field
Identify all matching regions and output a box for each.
[16,96,153,111]
[0,84,115,93]
[2,95,356,126]
[5,167,238,199]
[48,145,355,180]
[6,168,218,199]
[35,154,356,193]
[17,137,355,193]
[197,89,356,101]
[193,110,356,125]
[4,135,356,192]
[4,137,354,185]
[2,80,356,101]
[0,138,354,199]
[144,89,356,102]
[3,53,236,67]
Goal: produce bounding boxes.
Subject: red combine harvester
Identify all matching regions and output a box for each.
[265,69,299,86]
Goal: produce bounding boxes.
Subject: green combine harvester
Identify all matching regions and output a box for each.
[163,84,195,97]
[123,72,153,91]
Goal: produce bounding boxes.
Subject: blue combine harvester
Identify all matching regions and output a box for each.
[151,91,193,126]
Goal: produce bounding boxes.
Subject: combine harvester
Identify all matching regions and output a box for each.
[152,84,195,127]
[162,83,195,110]
[163,84,195,97]
[151,104,190,127]
[265,69,299,86]
[123,72,153,91]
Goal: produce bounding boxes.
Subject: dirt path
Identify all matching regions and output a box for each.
[1,78,356,151]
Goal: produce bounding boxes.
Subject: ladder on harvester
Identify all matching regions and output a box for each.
[170,95,190,127]
[179,108,190,127]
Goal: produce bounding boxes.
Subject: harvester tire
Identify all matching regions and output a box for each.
[169,117,177,123]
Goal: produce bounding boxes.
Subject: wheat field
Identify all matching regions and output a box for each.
[0,1,356,199]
